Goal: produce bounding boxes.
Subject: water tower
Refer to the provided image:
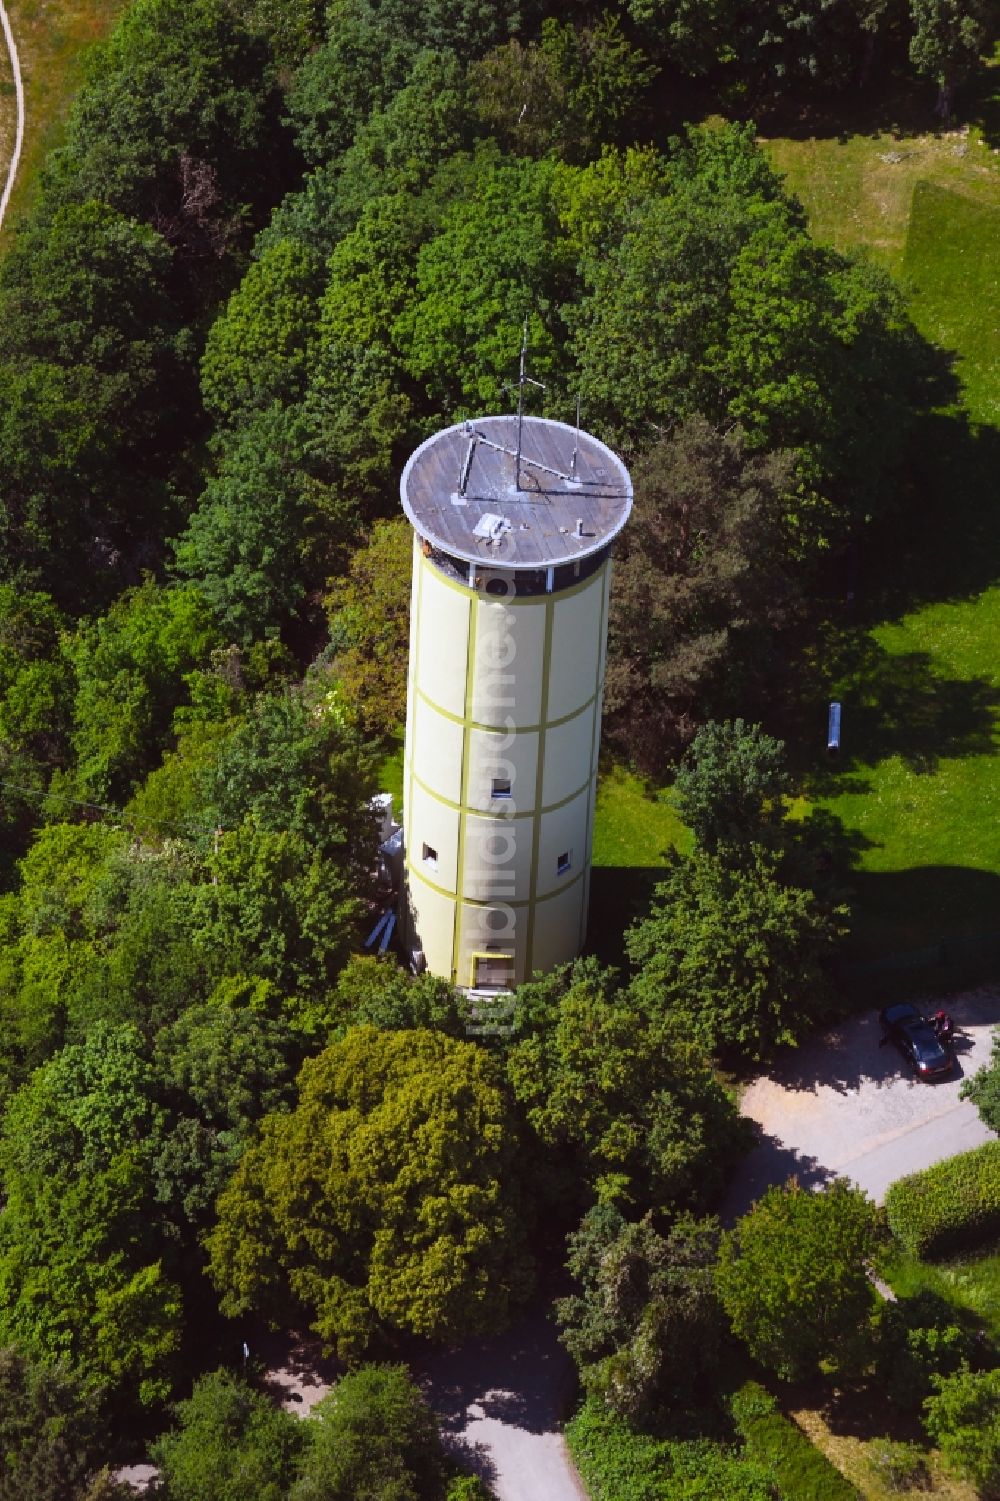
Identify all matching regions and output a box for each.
[399,410,632,990]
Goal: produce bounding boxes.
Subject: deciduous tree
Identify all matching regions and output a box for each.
[626,848,845,1061]
[207,1027,531,1357]
[151,1368,306,1501]
[556,1205,724,1421]
[507,960,743,1213]
[717,1178,878,1381]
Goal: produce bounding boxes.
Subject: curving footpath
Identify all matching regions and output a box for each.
[0,0,23,229]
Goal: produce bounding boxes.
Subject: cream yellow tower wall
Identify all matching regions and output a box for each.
[402,537,611,989]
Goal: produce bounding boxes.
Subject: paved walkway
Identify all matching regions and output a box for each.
[414,1311,588,1501]
[724,986,1000,1221]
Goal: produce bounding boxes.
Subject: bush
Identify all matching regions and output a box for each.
[874,1292,978,1414]
[566,1398,775,1501]
[924,1366,1000,1496]
[731,1381,862,1501]
[884,1142,1000,1258]
[866,1438,930,1493]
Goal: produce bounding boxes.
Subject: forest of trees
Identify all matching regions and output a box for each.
[0,0,996,1495]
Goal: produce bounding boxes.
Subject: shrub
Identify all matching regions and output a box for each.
[866,1438,930,1493]
[924,1365,1000,1495]
[731,1381,862,1501]
[874,1292,978,1414]
[566,1398,775,1501]
[884,1142,1000,1258]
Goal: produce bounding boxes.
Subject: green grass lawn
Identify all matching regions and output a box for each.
[903,182,1000,425]
[0,0,129,237]
[762,77,1000,980]
[883,1243,1000,1345]
[817,590,1000,962]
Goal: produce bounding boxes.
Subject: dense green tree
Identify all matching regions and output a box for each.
[395,152,575,414]
[623,0,738,75]
[292,1364,446,1501]
[627,848,845,1061]
[468,17,655,163]
[924,1366,1000,1495]
[0,203,188,595]
[285,15,419,167]
[875,1291,979,1414]
[207,1027,532,1357]
[0,823,126,1089]
[0,1026,183,1409]
[717,1178,878,1381]
[344,0,524,58]
[673,719,792,857]
[324,518,412,741]
[0,1346,103,1501]
[175,406,352,645]
[199,686,376,868]
[0,201,180,386]
[331,955,470,1038]
[151,998,298,1232]
[570,125,928,540]
[45,0,283,253]
[230,0,325,69]
[507,960,743,1213]
[556,1205,724,1422]
[200,239,324,425]
[328,50,471,232]
[0,589,72,862]
[909,0,995,116]
[603,423,800,768]
[192,824,361,1021]
[65,580,218,804]
[151,1368,306,1501]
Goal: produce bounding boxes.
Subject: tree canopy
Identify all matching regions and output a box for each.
[717,1179,879,1381]
[207,1027,532,1357]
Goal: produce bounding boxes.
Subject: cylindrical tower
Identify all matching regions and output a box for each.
[400,414,632,990]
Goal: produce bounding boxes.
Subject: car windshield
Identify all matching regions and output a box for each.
[904,1022,948,1064]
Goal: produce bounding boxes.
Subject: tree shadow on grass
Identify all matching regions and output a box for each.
[861,416,1000,621]
[586,865,669,971]
[782,626,999,797]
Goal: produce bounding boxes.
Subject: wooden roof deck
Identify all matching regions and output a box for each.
[400,415,632,570]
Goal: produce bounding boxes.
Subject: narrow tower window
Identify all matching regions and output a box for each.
[557,850,572,876]
[422,843,438,869]
[491,777,512,799]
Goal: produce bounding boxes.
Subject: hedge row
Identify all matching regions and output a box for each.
[730,1383,861,1501]
[884,1139,1000,1258]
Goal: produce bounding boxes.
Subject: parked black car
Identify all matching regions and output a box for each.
[878,1002,953,1080]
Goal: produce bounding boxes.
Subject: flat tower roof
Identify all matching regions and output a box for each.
[400,414,632,570]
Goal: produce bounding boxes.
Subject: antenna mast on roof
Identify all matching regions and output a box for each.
[514,316,545,492]
[570,393,581,478]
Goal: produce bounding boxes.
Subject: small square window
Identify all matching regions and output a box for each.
[557,850,572,876]
[422,842,438,869]
[491,777,512,799]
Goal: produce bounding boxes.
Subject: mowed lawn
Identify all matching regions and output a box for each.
[762,92,1000,968]
[0,0,129,233]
